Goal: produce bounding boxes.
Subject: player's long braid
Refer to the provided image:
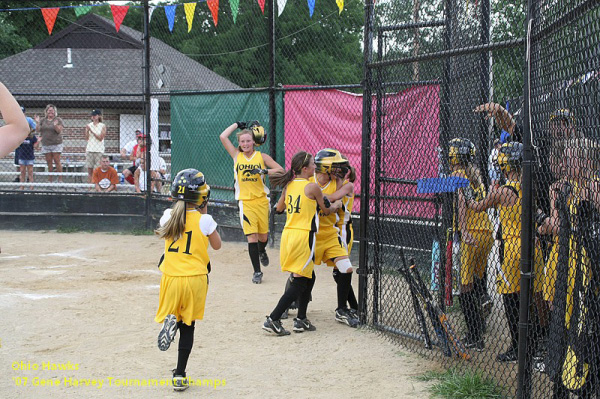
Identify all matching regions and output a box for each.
[155,201,187,241]
[269,151,312,188]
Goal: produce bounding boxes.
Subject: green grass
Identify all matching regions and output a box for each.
[127,228,155,236]
[56,226,83,233]
[421,368,504,399]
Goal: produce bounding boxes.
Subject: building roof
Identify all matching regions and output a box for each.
[0,13,239,107]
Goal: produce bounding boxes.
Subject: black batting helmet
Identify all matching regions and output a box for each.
[171,169,211,208]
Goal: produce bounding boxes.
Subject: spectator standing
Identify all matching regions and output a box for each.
[92,155,119,192]
[35,104,64,182]
[14,106,37,183]
[85,109,107,183]
[16,130,39,190]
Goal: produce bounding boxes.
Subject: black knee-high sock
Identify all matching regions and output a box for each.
[270,276,309,320]
[502,293,520,351]
[335,271,352,310]
[248,243,260,273]
[297,272,316,320]
[176,321,195,376]
[258,240,267,254]
[347,285,358,310]
[460,291,483,342]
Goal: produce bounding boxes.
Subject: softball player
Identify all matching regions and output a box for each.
[447,138,493,351]
[155,169,222,391]
[312,149,358,327]
[220,121,283,284]
[262,151,341,335]
[466,142,544,362]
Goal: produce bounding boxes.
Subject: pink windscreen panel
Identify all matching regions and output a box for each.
[284,85,440,219]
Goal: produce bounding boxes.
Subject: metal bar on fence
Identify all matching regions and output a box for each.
[268,0,277,248]
[368,38,525,69]
[143,0,152,230]
[358,0,375,325]
[378,20,445,33]
[373,322,445,348]
[517,2,535,397]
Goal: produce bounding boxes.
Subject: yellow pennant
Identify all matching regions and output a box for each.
[336,0,344,14]
[184,2,197,32]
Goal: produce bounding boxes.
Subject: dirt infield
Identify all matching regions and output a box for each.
[0,230,435,399]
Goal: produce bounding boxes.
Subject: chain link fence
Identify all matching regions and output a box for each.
[362,0,600,397]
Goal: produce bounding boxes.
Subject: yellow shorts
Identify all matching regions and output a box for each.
[459,230,493,286]
[154,274,208,326]
[280,228,316,278]
[326,223,353,267]
[543,238,559,302]
[239,197,269,235]
[315,226,348,266]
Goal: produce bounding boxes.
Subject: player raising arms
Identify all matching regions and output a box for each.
[465,142,544,362]
[312,149,358,328]
[262,151,341,335]
[220,121,283,284]
[154,169,221,391]
[447,138,494,351]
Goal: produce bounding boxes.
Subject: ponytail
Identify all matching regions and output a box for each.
[155,200,187,241]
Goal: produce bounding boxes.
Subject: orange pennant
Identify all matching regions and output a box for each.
[41,8,59,35]
[207,0,219,26]
[257,0,265,14]
[110,5,129,32]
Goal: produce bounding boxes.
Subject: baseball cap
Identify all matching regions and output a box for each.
[91,109,102,116]
[20,106,26,113]
[136,130,146,138]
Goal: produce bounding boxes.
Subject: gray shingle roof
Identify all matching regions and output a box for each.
[0,13,239,106]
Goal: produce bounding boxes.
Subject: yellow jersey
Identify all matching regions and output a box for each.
[283,178,318,232]
[310,175,339,230]
[336,180,355,228]
[453,169,492,233]
[234,151,269,200]
[160,210,211,276]
[499,181,522,241]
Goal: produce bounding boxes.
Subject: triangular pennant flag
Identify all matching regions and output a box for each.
[307,0,315,17]
[336,0,343,14]
[149,6,156,22]
[207,0,219,26]
[229,0,239,23]
[74,5,92,18]
[41,8,59,35]
[257,0,265,14]
[164,5,177,32]
[184,3,196,32]
[110,5,129,32]
[277,0,287,16]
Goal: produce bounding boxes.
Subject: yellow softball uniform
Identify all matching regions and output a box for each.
[155,210,215,325]
[452,170,493,286]
[337,180,355,254]
[280,178,319,278]
[234,151,270,235]
[311,176,347,265]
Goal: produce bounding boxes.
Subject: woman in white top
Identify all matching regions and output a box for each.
[84,109,107,183]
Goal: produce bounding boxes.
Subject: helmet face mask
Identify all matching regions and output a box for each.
[496,142,523,174]
[314,148,348,175]
[448,138,476,166]
[171,169,211,208]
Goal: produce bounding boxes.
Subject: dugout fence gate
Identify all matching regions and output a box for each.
[360,0,600,398]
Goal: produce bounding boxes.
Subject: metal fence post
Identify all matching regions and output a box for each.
[143,0,153,230]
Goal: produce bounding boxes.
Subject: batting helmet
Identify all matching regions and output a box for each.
[550,109,575,126]
[248,121,267,147]
[315,148,349,175]
[448,138,476,165]
[171,169,211,208]
[497,142,523,173]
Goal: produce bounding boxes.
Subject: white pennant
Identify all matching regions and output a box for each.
[277,0,287,16]
[149,6,156,22]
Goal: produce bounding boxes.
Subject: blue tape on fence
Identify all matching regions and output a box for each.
[416,177,469,193]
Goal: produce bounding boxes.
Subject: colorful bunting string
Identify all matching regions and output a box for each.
[164,5,177,33]
[307,0,315,17]
[148,6,156,22]
[229,0,240,23]
[110,5,129,33]
[41,7,59,35]
[277,0,287,16]
[207,0,219,26]
[257,0,265,14]
[184,2,196,32]
[336,0,344,14]
[74,5,92,18]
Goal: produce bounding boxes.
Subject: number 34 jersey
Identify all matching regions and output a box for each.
[284,178,319,233]
[160,209,217,276]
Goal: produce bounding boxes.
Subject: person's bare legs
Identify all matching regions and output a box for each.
[19,164,25,190]
[45,152,53,182]
[53,153,63,183]
[27,164,33,190]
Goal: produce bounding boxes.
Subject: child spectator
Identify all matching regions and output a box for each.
[92,155,119,192]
